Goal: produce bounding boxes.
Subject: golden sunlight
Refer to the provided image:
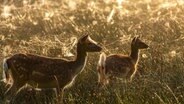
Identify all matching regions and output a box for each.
[116,0,124,8]
[44,11,54,20]
[177,0,184,5]
[169,50,176,57]
[107,9,115,23]
[68,0,77,10]
[0,0,184,103]
[1,5,12,18]
[159,2,177,9]
[41,0,46,5]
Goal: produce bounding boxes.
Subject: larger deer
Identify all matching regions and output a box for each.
[97,36,148,86]
[2,35,102,103]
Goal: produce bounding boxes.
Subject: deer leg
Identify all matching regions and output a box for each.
[5,78,26,103]
[56,88,65,104]
[56,88,61,103]
[125,67,136,82]
[60,89,65,104]
[5,83,18,104]
[125,74,131,82]
[4,81,16,96]
[97,66,108,86]
[54,76,63,104]
[97,73,103,85]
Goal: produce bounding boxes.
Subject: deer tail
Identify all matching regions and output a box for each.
[2,58,10,84]
[97,52,107,84]
[98,52,106,69]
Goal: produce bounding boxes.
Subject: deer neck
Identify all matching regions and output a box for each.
[130,46,139,64]
[73,46,87,75]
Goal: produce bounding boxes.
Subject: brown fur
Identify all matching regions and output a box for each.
[97,37,148,85]
[3,35,102,103]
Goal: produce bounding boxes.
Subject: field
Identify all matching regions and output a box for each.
[0,0,184,104]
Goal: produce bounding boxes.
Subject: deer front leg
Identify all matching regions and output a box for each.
[54,75,65,104]
[56,88,64,104]
[125,67,137,82]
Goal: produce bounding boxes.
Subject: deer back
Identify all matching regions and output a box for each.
[105,54,135,77]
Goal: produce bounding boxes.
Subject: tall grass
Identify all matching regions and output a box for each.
[0,0,184,104]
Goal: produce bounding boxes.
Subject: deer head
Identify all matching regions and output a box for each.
[131,36,149,49]
[78,35,102,52]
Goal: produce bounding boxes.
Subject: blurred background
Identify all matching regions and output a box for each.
[0,0,184,104]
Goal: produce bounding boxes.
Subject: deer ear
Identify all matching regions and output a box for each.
[80,35,89,42]
[137,35,140,38]
[132,37,137,43]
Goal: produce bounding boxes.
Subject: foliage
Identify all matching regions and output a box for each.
[0,0,184,104]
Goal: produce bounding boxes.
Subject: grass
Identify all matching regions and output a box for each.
[0,0,184,104]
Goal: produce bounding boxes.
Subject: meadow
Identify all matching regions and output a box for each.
[0,0,184,104]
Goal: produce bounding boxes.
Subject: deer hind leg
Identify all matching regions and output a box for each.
[5,83,18,103]
[5,75,26,103]
[5,82,25,103]
[97,66,108,86]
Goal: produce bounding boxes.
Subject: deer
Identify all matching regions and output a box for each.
[97,36,148,86]
[2,35,102,104]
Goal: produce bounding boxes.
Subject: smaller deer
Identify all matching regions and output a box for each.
[2,35,102,103]
[97,36,148,85]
